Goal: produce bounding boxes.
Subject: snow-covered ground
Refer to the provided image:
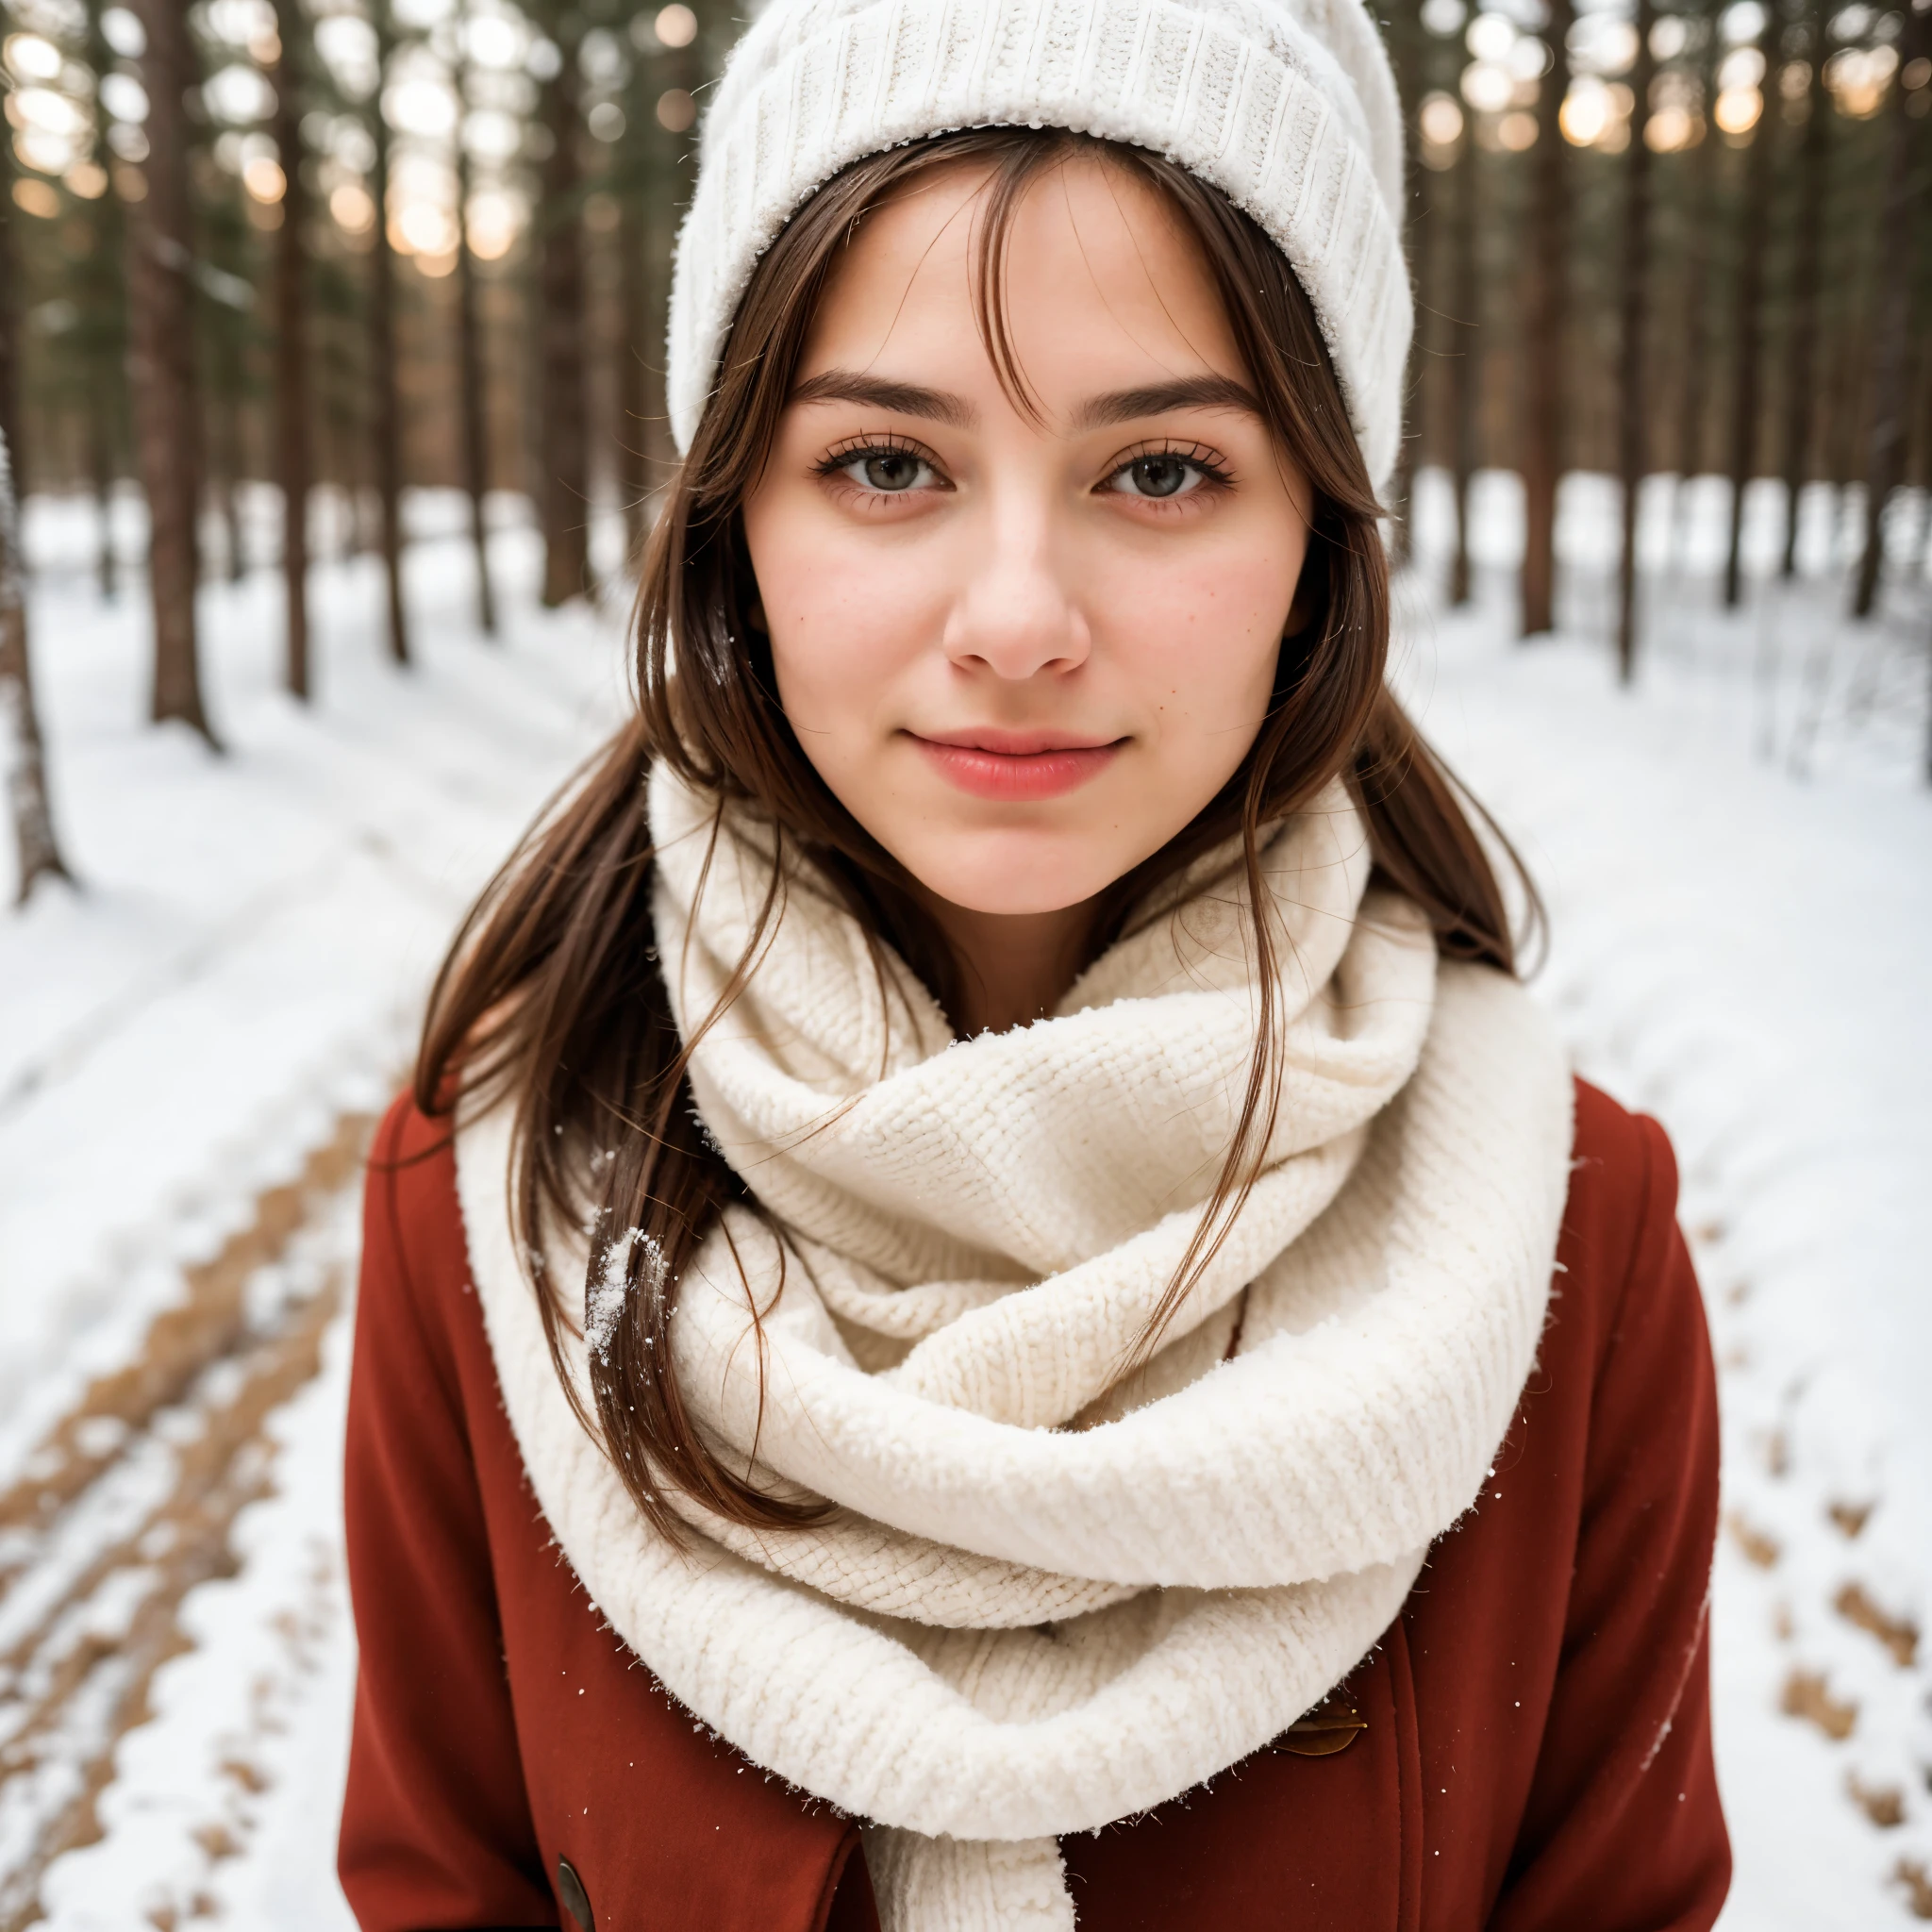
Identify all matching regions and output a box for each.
[1,490,625,1929]
[1,474,1926,1927]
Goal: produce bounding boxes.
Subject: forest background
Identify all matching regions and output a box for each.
[0,0,1929,890]
[0,0,1928,1925]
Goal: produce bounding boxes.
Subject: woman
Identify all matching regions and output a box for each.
[338,0,1729,1924]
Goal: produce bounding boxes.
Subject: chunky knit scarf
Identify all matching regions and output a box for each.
[456,764,1574,1932]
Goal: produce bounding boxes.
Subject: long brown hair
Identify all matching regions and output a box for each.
[417,128,1538,1541]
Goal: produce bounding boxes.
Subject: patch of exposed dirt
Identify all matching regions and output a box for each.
[1833,1580,1920,1670]
[0,1111,373,1932]
[1779,1666,1858,1742]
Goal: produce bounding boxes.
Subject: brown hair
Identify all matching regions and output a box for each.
[416,128,1538,1541]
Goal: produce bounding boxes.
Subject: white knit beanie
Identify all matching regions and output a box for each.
[663,0,1411,490]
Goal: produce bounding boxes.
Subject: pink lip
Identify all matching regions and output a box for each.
[908,729,1124,802]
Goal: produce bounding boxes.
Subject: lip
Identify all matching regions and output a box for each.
[908,728,1124,802]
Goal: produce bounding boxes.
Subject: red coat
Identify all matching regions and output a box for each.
[339,1077,1729,1931]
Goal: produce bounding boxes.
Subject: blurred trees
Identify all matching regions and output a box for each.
[0,0,1916,741]
[1403,0,1931,667]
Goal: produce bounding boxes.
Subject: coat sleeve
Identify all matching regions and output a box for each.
[1491,1111,1731,1931]
[338,1096,558,1931]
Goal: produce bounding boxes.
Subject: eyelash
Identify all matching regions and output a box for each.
[1106,441,1235,499]
[812,433,941,487]
[808,434,1237,499]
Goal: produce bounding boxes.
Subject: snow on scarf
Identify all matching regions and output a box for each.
[457,762,1574,1931]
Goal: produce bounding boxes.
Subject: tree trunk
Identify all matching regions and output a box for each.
[0,426,69,903]
[1519,0,1574,638]
[369,1,409,663]
[0,93,24,508]
[537,22,591,607]
[1386,0,1426,565]
[1615,0,1657,683]
[1448,125,1481,608]
[91,404,116,602]
[615,192,652,570]
[1851,1,1930,620]
[1778,0,1829,579]
[619,20,694,562]
[127,0,214,743]
[213,397,245,583]
[1721,34,1775,611]
[273,0,311,697]
[455,39,498,636]
[1672,14,1725,495]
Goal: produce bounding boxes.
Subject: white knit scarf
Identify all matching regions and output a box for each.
[456,764,1574,1931]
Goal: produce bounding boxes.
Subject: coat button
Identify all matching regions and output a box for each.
[558,1856,595,1931]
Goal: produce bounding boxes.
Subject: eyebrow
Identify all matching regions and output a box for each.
[790,371,977,426]
[1069,376,1264,430]
[788,369,1264,433]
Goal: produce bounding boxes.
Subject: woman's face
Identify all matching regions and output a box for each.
[742,156,1313,920]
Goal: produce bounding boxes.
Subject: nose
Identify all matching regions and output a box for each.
[941,495,1091,680]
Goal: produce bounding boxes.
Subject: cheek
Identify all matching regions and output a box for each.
[747,496,945,728]
[1098,541,1295,741]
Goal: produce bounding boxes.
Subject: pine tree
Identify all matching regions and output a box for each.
[1447,118,1482,608]
[1519,0,1574,639]
[367,0,409,663]
[1721,9,1775,609]
[1616,0,1658,681]
[127,0,216,743]
[1851,0,1931,619]
[533,2,591,607]
[0,425,70,903]
[1779,0,1831,578]
[82,0,130,605]
[273,0,313,696]
[453,12,497,635]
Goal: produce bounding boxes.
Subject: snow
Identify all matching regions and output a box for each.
[1401,467,1932,1928]
[0,491,626,1476]
[2,474,1927,1925]
[0,491,625,1930]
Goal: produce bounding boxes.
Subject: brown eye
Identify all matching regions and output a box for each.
[1108,454,1203,500]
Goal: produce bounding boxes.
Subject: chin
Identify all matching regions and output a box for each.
[895,828,1124,918]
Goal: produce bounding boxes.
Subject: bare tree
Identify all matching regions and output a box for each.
[1386,0,1427,566]
[90,410,117,602]
[1778,0,1830,579]
[613,180,653,568]
[0,426,70,904]
[535,8,591,607]
[368,0,409,663]
[84,0,125,605]
[1615,0,1658,682]
[1447,120,1481,608]
[454,20,497,635]
[1721,13,1775,610]
[1519,0,1574,638]
[617,7,700,563]
[1665,0,1725,568]
[1851,0,1931,620]
[127,0,215,743]
[272,0,312,696]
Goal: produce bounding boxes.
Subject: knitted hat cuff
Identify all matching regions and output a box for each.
[666,0,1411,491]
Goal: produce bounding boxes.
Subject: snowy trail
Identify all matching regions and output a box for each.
[0,1115,369,1932]
[0,510,626,1479]
[0,500,626,1929]
[1397,539,1932,1928]
[1,480,1926,1924]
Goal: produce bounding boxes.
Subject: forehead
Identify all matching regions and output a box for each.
[796,153,1248,401]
